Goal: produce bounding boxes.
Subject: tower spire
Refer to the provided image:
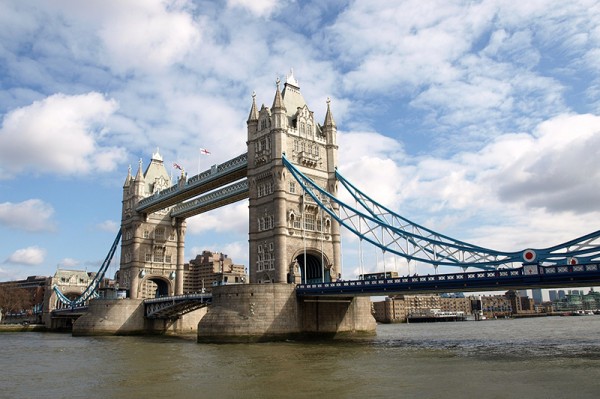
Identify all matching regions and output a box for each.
[123,164,132,187]
[272,77,285,111]
[324,97,336,128]
[247,91,259,122]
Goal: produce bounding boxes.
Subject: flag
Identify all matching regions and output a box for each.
[173,162,183,170]
[199,148,211,155]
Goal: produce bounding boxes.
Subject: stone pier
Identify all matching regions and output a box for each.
[72,299,206,336]
[197,284,376,342]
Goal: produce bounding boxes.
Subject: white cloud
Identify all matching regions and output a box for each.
[0,199,56,232]
[227,0,282,18]
[6,246,46,265]
[97,220,119,233]
[185,201,249,235]
[0,92,125,178]
[493,113,600,213]
[96,1,202,74]
[58,258,80,268]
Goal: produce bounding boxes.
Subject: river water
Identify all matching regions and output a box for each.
[3,316,600,398]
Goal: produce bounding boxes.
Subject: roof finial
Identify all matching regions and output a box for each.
[286,68,299,87]
[276,77,281,90]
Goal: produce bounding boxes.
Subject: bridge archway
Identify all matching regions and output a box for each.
[294,251,331,284]
[139,276,171,299]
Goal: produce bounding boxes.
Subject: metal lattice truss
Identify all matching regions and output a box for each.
[54,230,122,307]
[282,155,600,269]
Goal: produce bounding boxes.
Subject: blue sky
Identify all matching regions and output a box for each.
[1,0,599,290]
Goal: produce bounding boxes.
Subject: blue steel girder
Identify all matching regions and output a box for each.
[53,230,121,308]
[136,153,248,214]
[282,155,600,269]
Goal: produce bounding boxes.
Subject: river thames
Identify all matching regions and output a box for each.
[3,316,600,398]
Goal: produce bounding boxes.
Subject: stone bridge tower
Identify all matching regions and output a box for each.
[119,150,185,299]
[246,71,341,285]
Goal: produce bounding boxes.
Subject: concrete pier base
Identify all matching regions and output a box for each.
[72,299,206,336]
[197,283,376,343]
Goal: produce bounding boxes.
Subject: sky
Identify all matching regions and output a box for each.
[0,0,599,296]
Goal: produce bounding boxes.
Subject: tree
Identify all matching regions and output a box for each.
[0,284,32,316]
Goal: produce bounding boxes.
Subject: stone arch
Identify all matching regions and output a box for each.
[138,275,172,299]
[258,272,274,284]
[292,249,331,284]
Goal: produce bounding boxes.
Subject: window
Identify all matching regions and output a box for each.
[143,230,150,238]
[289,181,296,193]
[155,228,165,239]
[304,214,315,231]
[145,253,152,262]
[165,255,172,263]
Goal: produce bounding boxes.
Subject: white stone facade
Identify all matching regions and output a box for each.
[246,72,340,284]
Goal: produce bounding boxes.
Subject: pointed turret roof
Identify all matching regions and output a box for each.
[272,78,285,111]
[144,148,171,193]
[135,158,144,181]
[324,98,336,128]
[247,92,259,122]
[281,69,308,118]
[123,165,132,187]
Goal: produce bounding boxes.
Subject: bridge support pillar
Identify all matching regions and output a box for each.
[175,219,186,295]
[197,284,375,343]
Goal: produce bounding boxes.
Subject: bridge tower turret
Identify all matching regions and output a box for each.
[119,149,180,299]
[246,71,341,285]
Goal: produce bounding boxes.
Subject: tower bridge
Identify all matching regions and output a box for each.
[64,71,600,341]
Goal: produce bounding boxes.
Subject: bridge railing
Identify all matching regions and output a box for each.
[143,292,213,318]
[143,292,211,304]
[297,262,600,291]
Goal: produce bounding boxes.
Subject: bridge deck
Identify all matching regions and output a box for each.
[144,293,212,318]
[136,153,247,214]
[296,263,600,297]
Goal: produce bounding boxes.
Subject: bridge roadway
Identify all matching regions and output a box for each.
[296,263,600,297]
